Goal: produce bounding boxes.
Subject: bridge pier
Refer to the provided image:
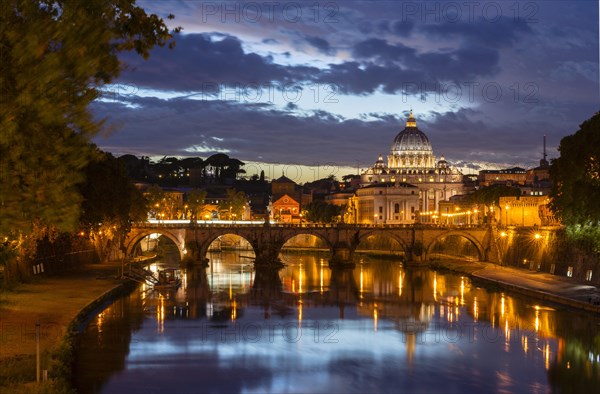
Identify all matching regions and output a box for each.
[329,242,356,268]
[253,246,284,268]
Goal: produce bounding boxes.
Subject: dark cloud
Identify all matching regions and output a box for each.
[304,35,336,55]
[352,38,499,81]
[119,33,316,90]
[374,20,414,37]
[92,94,595,173]
[420,17,533,47]
[352,38,416,62]
[98,1,598,173]
[118,32,502,98]
[92,97,395,167]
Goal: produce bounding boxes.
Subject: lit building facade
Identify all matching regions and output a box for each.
[498,196,556,227]
[360,111,466,220]
[350,182,420,224]
[272,194,300,223]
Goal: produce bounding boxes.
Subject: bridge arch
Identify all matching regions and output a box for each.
[125,229,186,260]
[356,229,409,255]
[199,230,258,261]
[425,231,484,261]
[280,231,333,250]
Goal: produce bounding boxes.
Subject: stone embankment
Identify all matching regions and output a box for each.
[432,260,600,313]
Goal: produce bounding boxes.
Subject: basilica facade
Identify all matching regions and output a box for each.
[358,111,466,223]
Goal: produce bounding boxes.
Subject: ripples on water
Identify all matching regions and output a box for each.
[74,251,600,393]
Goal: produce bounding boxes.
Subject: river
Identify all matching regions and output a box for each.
[73,251,600,393]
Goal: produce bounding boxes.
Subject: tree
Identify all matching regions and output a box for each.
[549,112,600,252]
[304,200,343,223]
[0,1,178,277]
[146,184,165,219]
[79,149,147,261]
[218,189,247,220]
[186,189,207,222]
[550,112,600,226]
[466,184,522,206]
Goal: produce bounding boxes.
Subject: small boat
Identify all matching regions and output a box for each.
[154,268,181,290]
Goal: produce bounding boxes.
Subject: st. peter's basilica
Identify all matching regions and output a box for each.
[355,111,466,223]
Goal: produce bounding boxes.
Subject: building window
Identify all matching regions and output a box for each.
[378,206,383,213]
[379,191,383,194]
[567,266,573,277]
[395,216,398,220]
[411,207,415,213]
[586,270,593,281]
[394,203,400,214]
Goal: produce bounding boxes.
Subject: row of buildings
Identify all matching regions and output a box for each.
[139,110,555,227]
[271,111,554,226]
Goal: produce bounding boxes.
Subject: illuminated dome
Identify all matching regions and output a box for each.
[387,111,436,170]
[391,112,433,155]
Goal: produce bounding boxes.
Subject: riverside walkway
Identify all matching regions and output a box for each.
[0,263,123,361]
[471,263,600,313]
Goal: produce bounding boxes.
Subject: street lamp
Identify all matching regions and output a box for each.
[505,204,510,227]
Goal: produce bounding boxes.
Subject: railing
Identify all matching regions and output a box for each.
[132,220,490,230]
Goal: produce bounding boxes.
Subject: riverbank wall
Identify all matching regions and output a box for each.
[492,227,600,286]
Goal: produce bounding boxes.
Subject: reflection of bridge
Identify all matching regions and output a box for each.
[126,223,500,266]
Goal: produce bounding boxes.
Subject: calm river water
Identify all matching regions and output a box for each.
[74,251,600,393]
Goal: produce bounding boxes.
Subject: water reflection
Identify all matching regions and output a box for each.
[74,251,600,393]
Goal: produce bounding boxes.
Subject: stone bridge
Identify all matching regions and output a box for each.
[125,222,501,267]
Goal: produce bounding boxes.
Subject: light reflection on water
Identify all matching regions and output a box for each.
[74,251,600,393]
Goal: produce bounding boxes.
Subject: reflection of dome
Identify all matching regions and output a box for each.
[391,111,433,155]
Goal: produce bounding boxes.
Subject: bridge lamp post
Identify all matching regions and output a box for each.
[505,205,510,227]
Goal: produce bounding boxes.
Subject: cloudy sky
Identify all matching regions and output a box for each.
[92,0,599,182]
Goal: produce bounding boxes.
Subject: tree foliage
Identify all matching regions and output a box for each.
[304,200,343,223]
[0,0,177,237]
[466,184,522,206]
[218,189,247,220]
[550,112,600,226]
[79,149,147,232]
[186,189,207,221]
